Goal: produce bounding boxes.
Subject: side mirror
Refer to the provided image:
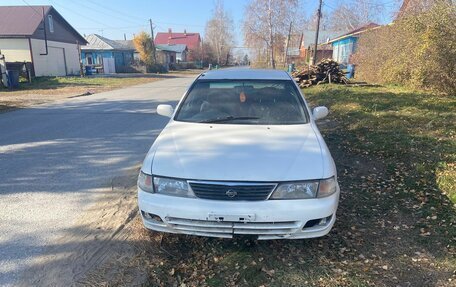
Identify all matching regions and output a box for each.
[312,106,329,120]
[157,104,174,118]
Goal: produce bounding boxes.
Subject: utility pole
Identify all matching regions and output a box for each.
[284,21,293,67]
[149,19,157,64]
[76,41,84,77]
[201,39,204,68]
[312,0,323,65]
[40,7,48,56]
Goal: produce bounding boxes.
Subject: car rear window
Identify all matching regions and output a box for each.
[175,80,309,125]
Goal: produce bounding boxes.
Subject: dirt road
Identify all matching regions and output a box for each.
[0,75,196,286]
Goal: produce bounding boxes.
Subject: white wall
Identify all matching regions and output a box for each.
[30,39,80,76]
[0,38,32,62]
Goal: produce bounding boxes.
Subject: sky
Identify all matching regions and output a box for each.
[1,0,401,44]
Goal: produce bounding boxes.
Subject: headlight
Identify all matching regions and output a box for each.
[153,176,194,197]
[317,177,337,198]
[270,177,337,199]
[270,181,319,199]
[138,171,153,193]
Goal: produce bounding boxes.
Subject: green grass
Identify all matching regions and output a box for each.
[304,84,455,204]
[305,84,456,259]
[15,76,162,91]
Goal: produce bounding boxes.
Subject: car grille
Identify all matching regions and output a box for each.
[189,181,277,201]
[165,217,300,238]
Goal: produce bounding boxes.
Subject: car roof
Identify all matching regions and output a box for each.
[199,68,292,80]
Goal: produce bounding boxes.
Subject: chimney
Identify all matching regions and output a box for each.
[184,29,187,35]
[168,28,172,34]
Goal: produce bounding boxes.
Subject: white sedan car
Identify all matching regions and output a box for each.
[138,69,339,240]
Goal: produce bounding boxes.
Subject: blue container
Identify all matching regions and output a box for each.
[7,70,19,88]
[346,64,355,79]
[287,63,295,73]
[85,66,93,76]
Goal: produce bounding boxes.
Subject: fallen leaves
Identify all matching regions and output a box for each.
[261,267,275,277]
[125,85,456,287]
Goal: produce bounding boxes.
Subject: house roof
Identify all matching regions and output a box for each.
[155,29,201,50]
[326,23,381,44]
[82,34,135,51]
[156,44,187,53]
[115,40,135,50]
[302,30,341,47]
[0,5,86,43]
[287,48,301,56]
[286,34,303,56]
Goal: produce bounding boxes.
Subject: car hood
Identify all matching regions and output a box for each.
[148,121,327,182]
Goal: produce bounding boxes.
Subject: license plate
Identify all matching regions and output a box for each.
[207,213,255,222]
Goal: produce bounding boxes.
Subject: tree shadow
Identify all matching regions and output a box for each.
[0,95,179,286]
[0,99,178,195]
[9,74,180,92]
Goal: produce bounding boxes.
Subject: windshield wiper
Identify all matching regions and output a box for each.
[199,116,260,123]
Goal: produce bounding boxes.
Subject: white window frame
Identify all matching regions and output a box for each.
[86,53,93,65]
[48,15,54,33]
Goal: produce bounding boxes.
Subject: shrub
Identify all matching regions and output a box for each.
[173,62,199,70]
[353,3,456,95]
[147,64,167,73]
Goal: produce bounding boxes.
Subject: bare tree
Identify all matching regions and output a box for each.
[204,0,235,66]
[243,0,299,68]
[326,0,383,32]
[305,6,331,31]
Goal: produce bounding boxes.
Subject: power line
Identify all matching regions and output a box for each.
[323,0,399,10]
[86,0,142,23]
[322,2,337,10]
[364,0,398,5]
[78,0,143,26]
[155,24,167,31]
[76,24,149,31]
[52,0,145,27]
[52,1,202,33]
[51,1,115,29]
[153,21,206,28]
[21,0,44,17]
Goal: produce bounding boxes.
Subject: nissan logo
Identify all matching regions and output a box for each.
[225,189,237,198]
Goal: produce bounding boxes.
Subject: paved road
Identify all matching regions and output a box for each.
[0,75,195,286]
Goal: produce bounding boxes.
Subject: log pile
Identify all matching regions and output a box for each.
[292,59,349,88]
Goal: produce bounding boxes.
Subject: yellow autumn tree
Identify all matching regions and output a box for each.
[133,31,154,66]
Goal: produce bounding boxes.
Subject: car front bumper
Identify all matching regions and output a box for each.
[138,188,339,240]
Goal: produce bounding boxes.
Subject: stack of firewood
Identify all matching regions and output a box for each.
[292,59,349,88]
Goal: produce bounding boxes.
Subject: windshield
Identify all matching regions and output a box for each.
[175,80,308,124]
